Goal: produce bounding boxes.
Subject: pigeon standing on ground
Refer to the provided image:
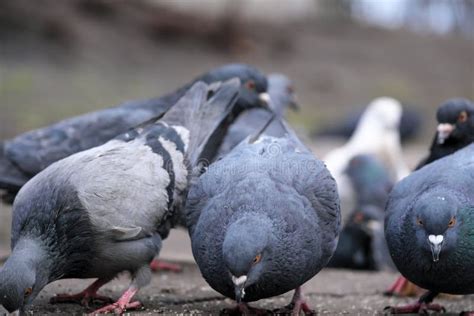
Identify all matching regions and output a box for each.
[384,144,474,314]
[186,124,340,314]
[0,64,269,202]
[0,79,244,314]
[416,98,474,169]
[217,73,298,157]
[328,154,394,270]
[385,98,474,298]
[323,97,409,218]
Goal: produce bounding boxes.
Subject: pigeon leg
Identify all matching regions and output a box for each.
[50,278,113,307]
[384,291,445,314]
[221,303,269,315]
[150,259,182,273]
[384,276,424,297]
[89,287,142,315]
[273,287,315,316]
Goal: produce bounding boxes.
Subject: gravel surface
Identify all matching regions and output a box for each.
[0,263,472,315]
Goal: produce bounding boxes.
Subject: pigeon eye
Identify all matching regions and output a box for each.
[252,254,262,265]
[24,287,33,298]
[448,217,456,228]
[286,85,294,94]
[416,218,423,226]
[246,80,256,91]
[458,111,468,123]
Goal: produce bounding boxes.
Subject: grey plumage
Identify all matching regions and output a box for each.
[385,144,474,297]
[0,79,242,314]
[217,73,298,157]
[186,129,340,310]
[0,64,269,201]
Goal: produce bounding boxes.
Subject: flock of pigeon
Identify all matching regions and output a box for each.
[0,63,472,315]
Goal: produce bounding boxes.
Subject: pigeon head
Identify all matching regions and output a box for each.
[200,64,269,110]
[435,98,474,144]
[0,239,48,313]
[267,73,299,115]
[222,215,274,302]
[412,192,460,263]
[361,97,402,131]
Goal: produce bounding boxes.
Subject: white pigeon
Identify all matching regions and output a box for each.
[323,97,409,215]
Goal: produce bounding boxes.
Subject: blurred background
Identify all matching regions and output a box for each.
[0,0,473,250]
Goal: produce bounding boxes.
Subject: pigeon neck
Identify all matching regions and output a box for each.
[7,238,51,284]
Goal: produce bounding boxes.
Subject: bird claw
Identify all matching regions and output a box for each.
[89,300,143,315]
[50,292,114,308]
[273,301,316,316]
[384,302,446,314]
[220,303,270,315]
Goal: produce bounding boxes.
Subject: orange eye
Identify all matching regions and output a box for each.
[458,111,468,123]
[252,254,262,265]
[416,218,423,226]
[286,85,294,94]
[246,80,256,91]
[448,217,456,228]
[24,287,32,298]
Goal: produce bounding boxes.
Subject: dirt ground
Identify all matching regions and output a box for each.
[1,250,473,315]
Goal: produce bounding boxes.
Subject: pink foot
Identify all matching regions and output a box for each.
[89,287,142,315]
[460,312,474,316]
[150,259,182,273]
[221,303,269,315]
[50,279,112,308]
[384,276,424,297]
[384,302,446,314]
[89,300,142,315]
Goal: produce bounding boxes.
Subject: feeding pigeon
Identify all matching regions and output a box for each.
[186,123,341,314]
[328,155,394,271]
[0,64,269,203]
[384,144,474,314]
[0,79,244,315]
[217,73,298,157]
[415,98,474,169]
[323,97,409,218]
[385,98,474,298]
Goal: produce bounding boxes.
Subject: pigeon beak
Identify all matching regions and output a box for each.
[258,92,271,108]
[428,234,444,262]
[232,275,247,303]
[436,123,454,144]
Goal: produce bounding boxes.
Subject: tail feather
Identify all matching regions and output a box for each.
[0,141,29,200]
[161,79,241,168]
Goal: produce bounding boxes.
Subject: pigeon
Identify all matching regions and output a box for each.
[186,124,341,314]
[0,64,269,202]
[0,79,244,315]
[415,98,474,169]
[217,73,298,157]
[315,106,422,143]
[323,97,409,218]
[384,144,474,314]
[385,98,474,298]
[345,154,393,209]
[328,154,394,271]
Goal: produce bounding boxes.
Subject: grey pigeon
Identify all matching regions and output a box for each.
[415,98,474,169]
[217,73,298,157]
[384,144,474,314]
[0,64,269,202]
[328,155,394,271]
[385,98,474,298]
[186,125,340,314]
[0,79,243,314]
